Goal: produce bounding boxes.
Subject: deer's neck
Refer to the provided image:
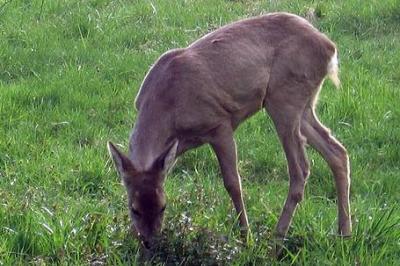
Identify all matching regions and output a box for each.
[128,112,174,172]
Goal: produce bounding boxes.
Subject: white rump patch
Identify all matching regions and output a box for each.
[327,49,340,88]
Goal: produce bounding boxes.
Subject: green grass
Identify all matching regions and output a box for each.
[1,0,400,264]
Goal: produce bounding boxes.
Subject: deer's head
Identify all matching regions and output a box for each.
[107,141,178,248]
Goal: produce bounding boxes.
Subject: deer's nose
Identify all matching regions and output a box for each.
[142,239,151,249]
[138,232,154,249]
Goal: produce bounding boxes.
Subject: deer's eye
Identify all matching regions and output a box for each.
[160,205,166,213]
[131,207,140,216]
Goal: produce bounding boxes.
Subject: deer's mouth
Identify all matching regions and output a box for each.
[141,239,151,249]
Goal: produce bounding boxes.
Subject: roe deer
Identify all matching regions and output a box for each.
[108,12,352,251]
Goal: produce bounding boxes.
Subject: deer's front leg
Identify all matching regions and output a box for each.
[210,124,249,235]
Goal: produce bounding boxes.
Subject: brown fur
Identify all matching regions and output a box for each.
[108,12,352,252]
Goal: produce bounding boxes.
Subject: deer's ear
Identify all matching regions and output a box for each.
[107,141,136,178]
[153,140,179,175]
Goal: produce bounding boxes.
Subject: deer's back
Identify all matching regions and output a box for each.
[135,12,336,137]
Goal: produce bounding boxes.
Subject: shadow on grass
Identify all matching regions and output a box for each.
[112,214,315,265]
[140,214,241,265]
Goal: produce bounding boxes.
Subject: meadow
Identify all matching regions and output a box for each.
[1,0,400,265]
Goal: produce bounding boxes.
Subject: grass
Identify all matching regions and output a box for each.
[1,0,400,264]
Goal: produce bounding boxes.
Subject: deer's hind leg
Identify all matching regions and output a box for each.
[264,87,311,242]
[301,106,352,236]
